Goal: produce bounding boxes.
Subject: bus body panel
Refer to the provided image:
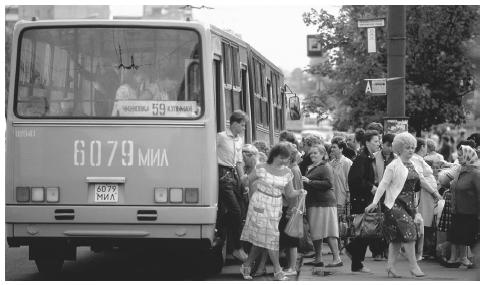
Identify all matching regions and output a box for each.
[8,124,212,206]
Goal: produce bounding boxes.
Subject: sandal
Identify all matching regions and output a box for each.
[458,258,474,267]
[274,271,288,281]
[240,264,253,280]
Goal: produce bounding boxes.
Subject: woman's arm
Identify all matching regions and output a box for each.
[284,179,304,198]
[371,164,393,205]
[303,165,332,191]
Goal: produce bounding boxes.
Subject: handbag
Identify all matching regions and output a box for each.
[352,204,384,239]
[284,192,306,238]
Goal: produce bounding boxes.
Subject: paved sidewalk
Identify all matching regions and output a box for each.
[217,249,480,281]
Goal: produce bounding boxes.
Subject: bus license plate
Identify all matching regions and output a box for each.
[94,184,119,203]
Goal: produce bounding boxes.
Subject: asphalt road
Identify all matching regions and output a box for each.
[5,243,480,281]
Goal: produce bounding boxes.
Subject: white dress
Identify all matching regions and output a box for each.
[240,167,293,250]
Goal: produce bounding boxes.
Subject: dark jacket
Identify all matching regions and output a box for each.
[348,147,377,214]
[299,153,312,176]
[303,161,336,208]
[453,167,479,215]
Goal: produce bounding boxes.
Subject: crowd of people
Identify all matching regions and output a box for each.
[216,109,479,281]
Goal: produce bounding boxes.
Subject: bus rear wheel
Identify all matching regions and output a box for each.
[34,258,64,276]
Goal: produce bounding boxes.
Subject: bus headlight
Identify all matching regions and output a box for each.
[16,187,30,202]
[31,187,45,202]
[169,188,183,203]
[154,187,168,203]
[46,187,60,203]
[185,188,199,203]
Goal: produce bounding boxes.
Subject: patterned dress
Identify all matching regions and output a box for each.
[383,161,421,242]
[241,167,293,250]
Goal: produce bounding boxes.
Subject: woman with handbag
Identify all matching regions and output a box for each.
[240,143,306,281]
[278,136,305,276]
[365,132,427,278]
[302,144,342,268]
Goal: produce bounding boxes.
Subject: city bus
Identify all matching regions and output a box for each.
[5,19,297,275]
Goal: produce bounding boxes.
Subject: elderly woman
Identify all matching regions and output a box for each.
[446,145,479,268]
[412,138,443,260]
[302,144,342,268]
[366,132,427,278]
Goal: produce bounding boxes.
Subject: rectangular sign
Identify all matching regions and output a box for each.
[94,184,119,203]
[367,28,376,53]
[307,35,322,57]
[365,79,386,95]
[384,118,409,134]
[357,18,385,28]
[112,100,199,117]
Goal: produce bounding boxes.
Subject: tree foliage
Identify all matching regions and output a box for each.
[303,5,479,134]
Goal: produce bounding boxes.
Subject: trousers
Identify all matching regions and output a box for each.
[216,165,243,250]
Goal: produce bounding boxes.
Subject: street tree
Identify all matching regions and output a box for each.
[303,5,479,135]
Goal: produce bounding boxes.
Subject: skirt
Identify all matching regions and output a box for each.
[383,202,418,243]
[437,190,452,232]
[448,214,479,246]
[240,190,283,250]
[307,206,339,240]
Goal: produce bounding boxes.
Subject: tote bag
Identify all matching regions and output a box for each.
[284,192,306,238]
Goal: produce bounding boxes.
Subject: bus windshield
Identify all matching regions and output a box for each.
[15,26,203,119]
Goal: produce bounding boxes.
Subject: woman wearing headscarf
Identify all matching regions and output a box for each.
[446,145,479,268]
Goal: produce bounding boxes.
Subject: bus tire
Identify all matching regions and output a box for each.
[34,258,64,276]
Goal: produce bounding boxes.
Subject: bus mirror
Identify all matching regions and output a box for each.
[288,96,301,120]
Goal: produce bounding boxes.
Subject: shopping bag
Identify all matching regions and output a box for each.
[284,192,306,238]
[352,207,384,239]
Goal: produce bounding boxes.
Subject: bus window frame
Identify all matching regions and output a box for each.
[13,25,205,121]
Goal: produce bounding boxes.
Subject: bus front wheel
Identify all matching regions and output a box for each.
[34,258,64,276]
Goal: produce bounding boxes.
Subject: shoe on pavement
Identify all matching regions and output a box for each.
[305,260,324,266]
[326,261,343,267]
[283,268,297,276]
[352,267,372,274]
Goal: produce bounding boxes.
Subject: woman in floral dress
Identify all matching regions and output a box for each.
[366,132,427,278]
[240,143,306,281]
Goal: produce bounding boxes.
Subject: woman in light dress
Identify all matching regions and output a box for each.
[240,143,306,281]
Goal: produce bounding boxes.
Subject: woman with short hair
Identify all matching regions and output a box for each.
[240,143,306,281]
[302,144,342,268]
[366,132,427,278]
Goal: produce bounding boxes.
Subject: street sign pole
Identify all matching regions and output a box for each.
[385,5,408,133]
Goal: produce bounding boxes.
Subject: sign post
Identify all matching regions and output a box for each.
[357,18,385,53]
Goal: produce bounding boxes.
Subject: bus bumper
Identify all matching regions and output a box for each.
[6,205,218,246]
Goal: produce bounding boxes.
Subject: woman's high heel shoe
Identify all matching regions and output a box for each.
[409,268,425,277]
[386,267,402,278]
[240,264,253,280]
